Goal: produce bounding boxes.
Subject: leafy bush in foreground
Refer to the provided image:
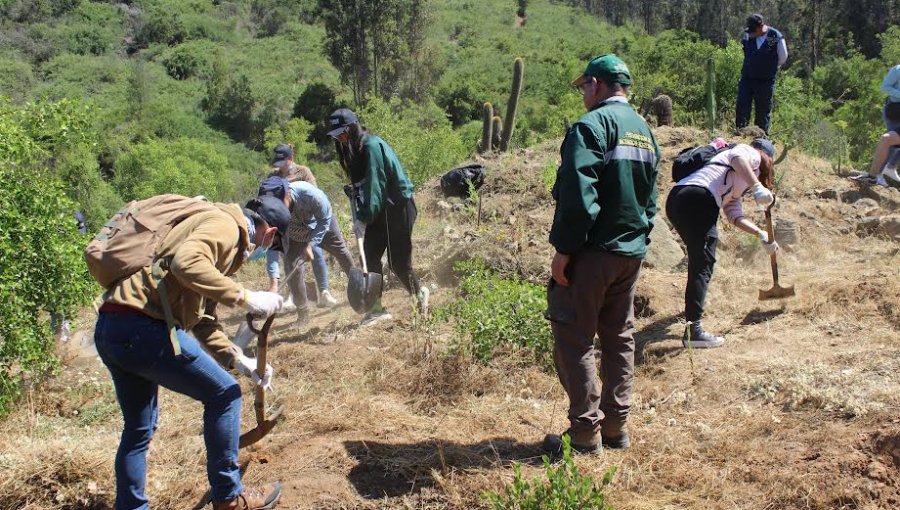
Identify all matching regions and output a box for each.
[436,260,552,369]
[483,435,616,510]
[0,98,94,416]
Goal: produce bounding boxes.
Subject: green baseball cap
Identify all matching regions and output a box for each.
[571,54,632,87]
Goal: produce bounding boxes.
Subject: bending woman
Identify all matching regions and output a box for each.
[666,138,780,349]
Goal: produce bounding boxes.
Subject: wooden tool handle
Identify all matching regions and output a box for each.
[764,202,779,286]
[254,314,276,425]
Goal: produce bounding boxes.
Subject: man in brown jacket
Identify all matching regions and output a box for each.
[95,196,289,510]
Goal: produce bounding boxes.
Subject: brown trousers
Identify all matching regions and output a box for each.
[546,250,641,443]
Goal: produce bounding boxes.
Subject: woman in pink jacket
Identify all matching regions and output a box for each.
[666,139,780,348]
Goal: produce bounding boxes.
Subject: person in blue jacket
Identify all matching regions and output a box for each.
[736,13,788,134]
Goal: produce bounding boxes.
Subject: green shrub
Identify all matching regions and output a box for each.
[0,97,95,416]
[160,40,217,80]
[112,137,238,201]
[482,435,616,510]
[263,117,318,163]
[359,98,469,185]
[435,260,552,369]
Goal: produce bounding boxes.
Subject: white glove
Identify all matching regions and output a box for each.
[751,183,774,210]
[243,290,283,317]
[757,231,779,254]
[233,351,274,390]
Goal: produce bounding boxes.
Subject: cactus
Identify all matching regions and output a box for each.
[706,56,716,135]
[491,116,502,150]
[651,94,673,126]
[480,102,493,154]
[499,58,524,152]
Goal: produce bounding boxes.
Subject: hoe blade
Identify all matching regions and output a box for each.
[238,405,284,448]
[758,284,796,301]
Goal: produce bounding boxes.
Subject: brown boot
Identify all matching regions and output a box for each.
[542,428,602,456]
[601,417,631,449]
[212,483,282,510]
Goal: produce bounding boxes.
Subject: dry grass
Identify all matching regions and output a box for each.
[2,127,899,509]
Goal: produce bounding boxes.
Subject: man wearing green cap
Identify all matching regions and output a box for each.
[544,54,659,455]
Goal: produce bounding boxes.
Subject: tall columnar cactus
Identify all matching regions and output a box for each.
[491,116,502,151]
[651,94,673,126]
[480,102,494,154]
[706,56,716,135]
[499,58,524,152]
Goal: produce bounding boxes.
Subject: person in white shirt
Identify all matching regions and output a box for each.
[736,13,787,134]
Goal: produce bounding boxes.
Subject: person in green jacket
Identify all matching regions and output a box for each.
[544,54,660,455]
[328,108,429,324]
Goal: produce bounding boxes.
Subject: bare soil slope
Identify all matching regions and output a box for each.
[2,127,899,510]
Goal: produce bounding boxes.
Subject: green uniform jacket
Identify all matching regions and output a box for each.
[549,98,660,258]
[356,134,414,224]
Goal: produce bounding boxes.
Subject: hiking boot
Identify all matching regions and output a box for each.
[360,309,393,327]
[296,308,310,331]
[682,321,725,349]
[416,286,430,317]
[212,482,282,510]
[601,418,631,449]
[543,429,601,456]
[317,289,338,308]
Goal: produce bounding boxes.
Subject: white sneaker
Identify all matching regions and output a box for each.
[280,295,297,314]
[360,309,393,327]
[416,287,430,316]
[876,174,889,187]
[317,289,338,308]
[883,166,900,188]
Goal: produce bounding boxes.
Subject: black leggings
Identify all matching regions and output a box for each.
[364,197,421,296]
[665,185,721,323]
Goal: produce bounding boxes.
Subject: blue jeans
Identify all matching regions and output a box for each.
[736,77,776,133]
[94,312,243,509]
[266,246,329,292]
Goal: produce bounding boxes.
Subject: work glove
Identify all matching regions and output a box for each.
[757,231,780,254]
[343,183,357,199]
[243,290,284,317]
[232,350,274,390]
[751,183,775,210]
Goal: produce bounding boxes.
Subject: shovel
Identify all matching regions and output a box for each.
[758,199,796,301]
[346,193,383,313]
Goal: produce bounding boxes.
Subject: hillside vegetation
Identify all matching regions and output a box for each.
[1,1,900,508]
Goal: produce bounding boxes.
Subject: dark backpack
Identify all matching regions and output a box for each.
[671,144,735,182]
[440,164,486,198]
[257,174,290,200]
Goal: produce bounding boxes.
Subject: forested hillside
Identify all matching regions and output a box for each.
[0,0,898,412]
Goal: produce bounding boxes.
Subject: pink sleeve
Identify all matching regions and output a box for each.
[722,197,744,223]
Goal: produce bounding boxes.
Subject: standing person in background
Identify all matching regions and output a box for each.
[666,139,779,349]
[328,108,429,325]
[544,54,659,454]
[260,144,337,308]
[736,13,788,134]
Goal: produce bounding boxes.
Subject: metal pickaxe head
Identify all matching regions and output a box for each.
[758,282,796,301]
[238,405,284,448]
